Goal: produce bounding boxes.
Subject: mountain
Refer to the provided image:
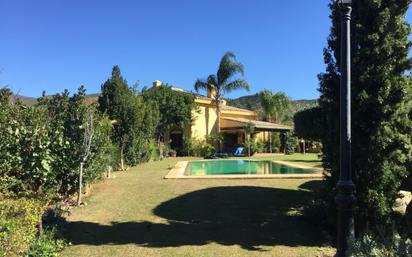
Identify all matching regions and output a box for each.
[12,93,100,106]
[13,91,317,125]
[11,94,37,106]
[227,94,318,125]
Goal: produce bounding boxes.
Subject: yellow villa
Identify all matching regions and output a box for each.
[151,80,292,153]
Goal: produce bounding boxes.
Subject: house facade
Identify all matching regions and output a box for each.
[151,80,292,152]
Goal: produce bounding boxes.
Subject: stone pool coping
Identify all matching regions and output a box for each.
[164,159,324,179]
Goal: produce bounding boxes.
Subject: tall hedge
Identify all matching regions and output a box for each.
[293,107,323,140]
[319,0,412,233]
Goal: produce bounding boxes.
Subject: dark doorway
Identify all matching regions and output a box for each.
[223,132,238,148]
[170,131,183,149]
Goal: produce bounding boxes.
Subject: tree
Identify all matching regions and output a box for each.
[194,52,250,133]
[0,88,12,105]
[244,123,255,157]
[99,66,158,169]
[260,90,290,123]
[0,98,57,194]
[142,84,195,144]
[293,107,323,140]
[77,108,95,206]
[36,87,89,195]
[319,0,412,233]
[260,90,290,152]
[280,131,298,155]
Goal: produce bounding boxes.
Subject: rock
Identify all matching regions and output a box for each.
[394,190,412,214]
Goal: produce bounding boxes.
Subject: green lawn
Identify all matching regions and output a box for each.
[249,153,323,168]
[61,154,333,257]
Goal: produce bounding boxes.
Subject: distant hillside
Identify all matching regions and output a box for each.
[13,91,317,125]
[227,94,318,125]
[13,93,100,106]
[12,94,37,106]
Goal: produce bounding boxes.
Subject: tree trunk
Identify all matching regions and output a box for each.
[302,139,306,154]
[216,98,222,151]
[38,215,43,236]
[120,143,125,171]
[107,165,112,179]
[158,135,164,160]
[216,100,221,134]
[267,115,272,153]
[269,132,272,153]
[77,162,84,206]
[248,134,251,157]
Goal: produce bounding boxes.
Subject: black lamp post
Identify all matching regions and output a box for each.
[335,0,356,257]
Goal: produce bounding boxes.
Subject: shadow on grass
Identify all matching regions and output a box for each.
[64,186,327,251]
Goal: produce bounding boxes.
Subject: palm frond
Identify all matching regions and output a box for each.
[206,74,218,88]
[194,75,216,94]
[217,52,245,86]
[273,92,290,110]
[194,79,208,92]
[223,79,250,94]
[260,89,275,115]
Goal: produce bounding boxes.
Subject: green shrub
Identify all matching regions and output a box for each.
[252,140,265,154]
[271,132,281,153]
[281,131,298,155]
[147,139,160,161]
[0,196,44,257]
[24,227,66,257]
[351,232,412,257]
[0,101,60,194]
[183,137,214,157]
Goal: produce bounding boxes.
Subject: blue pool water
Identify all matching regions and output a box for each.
[186,160,317,176]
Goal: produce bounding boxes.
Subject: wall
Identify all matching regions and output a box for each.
[191,103,218,140]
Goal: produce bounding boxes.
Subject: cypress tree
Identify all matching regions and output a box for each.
[98,66,156,169]
[319,0,412,233]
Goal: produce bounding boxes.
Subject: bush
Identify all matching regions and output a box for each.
[253,140,265,154]
[293,107,323,140]
[183,137,214,157]
[24,227,66,257]
[147,139,160,161]
[351,232,412,257]
[281,131,298,155]
[0,195,44,257]
[0,102,60,194]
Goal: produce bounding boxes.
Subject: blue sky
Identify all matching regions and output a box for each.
[1,1,411,100]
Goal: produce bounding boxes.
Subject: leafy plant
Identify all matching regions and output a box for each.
[0,195,45,257]
[24,227,66,257]
[350,232,412,257]
[182,137,214,157]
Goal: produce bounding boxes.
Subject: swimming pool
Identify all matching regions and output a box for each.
[186,160,317,176]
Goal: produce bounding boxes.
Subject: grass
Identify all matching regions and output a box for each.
[250,153,323,168]
[61,153,333,257]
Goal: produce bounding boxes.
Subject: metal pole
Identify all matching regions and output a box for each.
[335,3,356,257]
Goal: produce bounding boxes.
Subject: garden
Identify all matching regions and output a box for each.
[2,1,412,256]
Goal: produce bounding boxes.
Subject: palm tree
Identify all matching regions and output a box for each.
[272,92,290,124]
[260,89,275,121]
[244,122,255,157]
[260,90,275,153]
[194,52,250,133]
[260,90,290,153]
[259,90,290,124]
